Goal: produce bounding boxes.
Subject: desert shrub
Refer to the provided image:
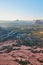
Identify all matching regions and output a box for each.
[6,45,13,53]
[12,44,15,47]
[19,60,29,65]
[13,48,20,50]
[0,46,7,51]
[38,59,43,63]
[15,59,30,65]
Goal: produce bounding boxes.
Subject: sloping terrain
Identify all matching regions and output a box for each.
[0,40,43,65]
[0,20,43,65]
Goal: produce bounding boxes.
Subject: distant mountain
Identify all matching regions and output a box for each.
[0,20,34,28]
[35,20,43,25]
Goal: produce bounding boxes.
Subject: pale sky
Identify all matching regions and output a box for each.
[0,0,43,20]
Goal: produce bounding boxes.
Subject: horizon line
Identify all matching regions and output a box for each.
[0,19,43,21]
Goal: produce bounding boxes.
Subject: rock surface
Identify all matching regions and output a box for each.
[0,41,43,65]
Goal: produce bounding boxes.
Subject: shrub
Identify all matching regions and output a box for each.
[6,45,13,53]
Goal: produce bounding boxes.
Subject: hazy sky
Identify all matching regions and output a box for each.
[0,0,43,20]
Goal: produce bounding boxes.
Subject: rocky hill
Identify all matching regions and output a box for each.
[35,20,43,25]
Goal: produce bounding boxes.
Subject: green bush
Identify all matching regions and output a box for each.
[6,45,13,53]
[15,59,30,65]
